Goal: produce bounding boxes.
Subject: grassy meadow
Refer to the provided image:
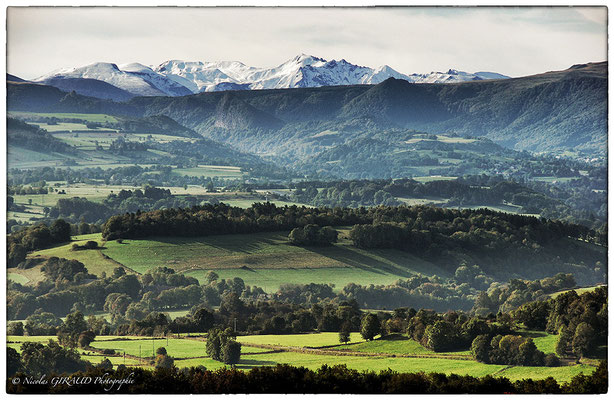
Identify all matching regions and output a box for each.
[97,231,447,290]
[6,334,596,382]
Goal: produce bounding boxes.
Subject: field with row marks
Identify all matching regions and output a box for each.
[173,165,244,179]
[15,228,448,291]
[99,231,448,290]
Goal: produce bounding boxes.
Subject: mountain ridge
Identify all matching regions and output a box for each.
[29,54,509,100]
[8,62,606,158]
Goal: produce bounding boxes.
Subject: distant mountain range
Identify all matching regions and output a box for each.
[24,54,509,101]
[7,62,606,159]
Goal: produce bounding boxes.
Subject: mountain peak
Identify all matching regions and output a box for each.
[289,54,326,65]
[33,56,511,98]
[119,63,154,73]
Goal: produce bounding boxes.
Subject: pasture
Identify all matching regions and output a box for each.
[100,231,448,290]
[334,335,470,356]
[28,234,121,278]
[6,333,599,382]
[237,332,363,348]
[172,165,244,179]
[9,112,120,123]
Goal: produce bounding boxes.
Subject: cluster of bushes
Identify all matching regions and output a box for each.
[472,273,578,316]
[341,277,475,312]
[7,219,72,267]
[471,334,558,366]
[405,310,509,352]
[47,187,204,224]
[288,225,338,246]
[205,328,241,365]
[71,241,99,251]
[41,257,95,283]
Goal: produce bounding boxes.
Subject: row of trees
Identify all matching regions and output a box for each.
[7,358,608,394]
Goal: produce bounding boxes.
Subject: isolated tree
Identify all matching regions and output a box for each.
[471,334,491,363]
[205,271,219,284]
[425,320,457,352]
[57,311,88,348]
[155,346,175,370]
[556,326,573,356]
[77,330,97,349]
[97,358,113,370]
[339,321,351,344]
[8,321,24,336]
[360,313,380,341]
[113,266,126,279]
[572,322,596,358]
[206,327,241,365]
[221,340,242,366]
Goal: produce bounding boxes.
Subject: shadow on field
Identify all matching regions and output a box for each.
[151,233,286,255]
[520,331,548,339]
[378,334,409,341]
[307,245,412,278]
[235,359,277,369]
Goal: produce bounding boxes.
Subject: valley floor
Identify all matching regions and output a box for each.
[7,332,598,383]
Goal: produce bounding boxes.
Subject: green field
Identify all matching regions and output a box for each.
[173,165,244,179]
[7,273,30,285]
[411,176,458,183]
[26,234,121,278]
[549,285,604,298]
[335,335,470,356]
[6,334,598,382]
[237,332,363,348]
[9,112,119,123]
[90,338,270,359]
[405,135,477,144]
[99,231,447,290]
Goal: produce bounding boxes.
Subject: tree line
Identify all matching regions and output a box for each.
[6,359,607,394]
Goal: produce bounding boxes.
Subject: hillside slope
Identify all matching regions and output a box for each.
[8,62,607,158]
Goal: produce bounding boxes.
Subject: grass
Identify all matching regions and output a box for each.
[495,364,596,382]
[90,338,268,359]
[9,111,119,123]
[100,231,448,290]
[6,334,597,382]
[549,285,604,299]
[7,273,30,285]
[237,332,363,348]
[411,176,458,183]
[396,197,448,206]
[518,330,558,354]
[335,335,470,356]
[29,234,121,278]
[172,165,244,179]
[531,176,581,183]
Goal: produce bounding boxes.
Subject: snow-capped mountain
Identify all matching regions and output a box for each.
[35,62,191,99]
[34,55,509,100]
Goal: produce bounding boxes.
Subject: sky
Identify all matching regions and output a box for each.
[6,6,608,80]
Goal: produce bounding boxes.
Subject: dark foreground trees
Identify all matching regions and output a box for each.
[6,361,607,394]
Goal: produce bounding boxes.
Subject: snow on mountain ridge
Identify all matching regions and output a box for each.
[35,55,510,98]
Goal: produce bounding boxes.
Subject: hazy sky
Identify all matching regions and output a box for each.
[7,6,607,80]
